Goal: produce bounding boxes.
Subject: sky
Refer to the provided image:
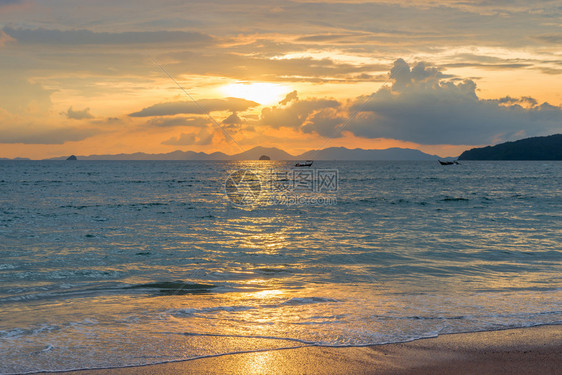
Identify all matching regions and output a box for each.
[0,0,561,159]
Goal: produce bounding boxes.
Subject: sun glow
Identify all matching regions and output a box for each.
[221,82,291,105]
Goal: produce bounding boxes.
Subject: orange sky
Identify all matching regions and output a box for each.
[1,1,561,159]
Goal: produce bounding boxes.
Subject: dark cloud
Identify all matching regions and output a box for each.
[355,73,375,80]
[64,106,94,120]
[295,33,366,43]
[146,116,209,128]
[222,112,242,125]
[301,108,346,138]
[444,63,532,70]
[440,53,550,74]
[532,34,562,44]
[3,27,214,46]
[89,117,123,126]
[129,98,259,117]
[344,60,562,144]
[540,67,562,75]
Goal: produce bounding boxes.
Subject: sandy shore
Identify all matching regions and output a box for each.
[64,325,561,375]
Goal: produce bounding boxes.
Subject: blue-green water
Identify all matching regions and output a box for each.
[0,160,560,373]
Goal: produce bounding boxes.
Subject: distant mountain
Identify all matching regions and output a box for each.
[48,150,229,161]
[298,147,441,160]
[0,157,30,160]
[231,147,295,160]
[458,134,562,160]
[43,146,445,161]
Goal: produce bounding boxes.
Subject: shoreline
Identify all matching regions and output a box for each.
[59,324,561,375]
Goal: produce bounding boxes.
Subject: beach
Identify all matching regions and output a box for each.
[64,325,561,374]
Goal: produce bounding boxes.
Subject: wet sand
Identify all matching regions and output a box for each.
[64,325,561,374]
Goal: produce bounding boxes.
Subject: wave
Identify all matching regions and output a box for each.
[0,319,97,340]
[441,196,470,202]
[59,202,170,210]
[171,305,256,317]
[168,296,341,317]
[178,331,318,345]
[281,297,339,305]
[5,323,561,375]
[0,280,218,303]
[125,281,217,295]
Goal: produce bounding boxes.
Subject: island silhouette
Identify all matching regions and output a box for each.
[459,134,562,160]
[42,146,446,161]
[3,134,561,161]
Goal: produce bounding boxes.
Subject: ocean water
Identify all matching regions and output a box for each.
[0,160,561,373]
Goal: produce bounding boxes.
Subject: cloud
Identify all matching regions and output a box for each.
[0,125,99,144]
[129,98,259,117]
[497,96,537,107]
[164,50,387,83]
[88,116,123,126]
[295,33,366,43]
[443,52,553,74]
[64,106,94,120]
[222,112,242,125]
[539,67,562,75]
[3,27,214,46]
[260,59,562,145]
[532,34,562,44]
[444,62,532,70]
[279,90,298,105]
[162,128,213,145]
[389,58,448,90]
[301,108,346,138]
[259,91,340,129]
[343,60,562,144]
[146,116,210,128]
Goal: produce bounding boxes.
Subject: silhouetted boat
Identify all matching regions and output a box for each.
[439,160,459,165]
[295,160,313,167]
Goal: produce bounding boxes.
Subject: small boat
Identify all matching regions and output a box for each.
[295,160,313,167]
[439,160,459,165]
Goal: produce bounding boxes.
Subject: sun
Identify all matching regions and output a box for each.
[221,82,291,105]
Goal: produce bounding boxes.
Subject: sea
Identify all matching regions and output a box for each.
[0,160,560,374]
